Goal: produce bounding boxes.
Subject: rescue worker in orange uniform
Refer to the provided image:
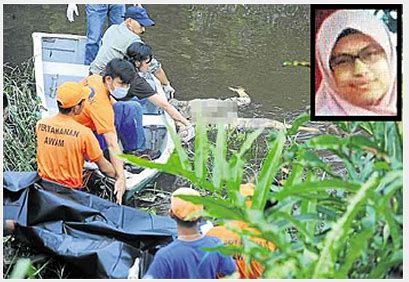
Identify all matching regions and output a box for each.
[36,81,115,189]
[206,183,276,278]
[73,58,138,204]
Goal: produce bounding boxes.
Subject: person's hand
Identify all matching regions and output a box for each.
[163,83,176,100]
[114,178,125,205]
[128,257,140,279]
[178,124,195,143]
[66,4,79,22]
[4,219,16,235]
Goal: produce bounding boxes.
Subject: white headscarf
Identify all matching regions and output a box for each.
[315,10,397,116]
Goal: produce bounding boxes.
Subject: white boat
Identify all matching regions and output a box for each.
[32,32,175,196]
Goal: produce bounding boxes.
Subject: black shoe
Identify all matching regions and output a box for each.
[124,149,161,160]
[144,149,161,160]
[124,164,144,174]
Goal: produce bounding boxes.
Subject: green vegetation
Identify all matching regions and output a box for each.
[120,114,403,278]
[8,258,34,279]
[3,60,402,278]
[3,60,42,171]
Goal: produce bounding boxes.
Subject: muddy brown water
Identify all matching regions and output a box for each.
[3,4,311,120]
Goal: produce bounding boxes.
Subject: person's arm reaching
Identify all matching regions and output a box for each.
[147,94,194,142]
[154,67,175,99]
[145,57,175,99]
[148,94,189,126]
[153,67,170,86]
[95,156,115,178]
[103,131,126,205]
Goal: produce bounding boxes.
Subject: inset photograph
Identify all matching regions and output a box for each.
[311,5,402,121]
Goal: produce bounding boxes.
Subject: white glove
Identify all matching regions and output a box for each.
[66,4,79,22]
[163,83,176,100]
[178,124,195,143]
[128,257,140,279]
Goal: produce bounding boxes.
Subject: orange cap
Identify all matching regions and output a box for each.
[240,183,254,208]
[240,183,255,197]
[56,82,91,109]
[171,188,203,221]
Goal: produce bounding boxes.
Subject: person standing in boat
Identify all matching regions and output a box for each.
[74,58,139,204]
[89,6,176,100]
[66,4,126,65]
[36,81,115,191]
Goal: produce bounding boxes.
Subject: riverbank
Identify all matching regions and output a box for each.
[2,59,323,278]
[3,60,402,279]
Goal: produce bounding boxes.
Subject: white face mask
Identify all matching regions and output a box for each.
[110,85,130,100]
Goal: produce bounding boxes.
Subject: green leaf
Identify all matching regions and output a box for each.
[225,154,245,199]
[312,174,380,278]
[193,116,209,184]
[297,150,340,178]
[316,205,338,221]
[347,135,380,151]
[384,122,402,162]
[377,170,403,207]
[334,229,372,278]
[318,197,347,212]
[274,179,361,201]
[287,112,310,135]
[361,205,376,232]
[176,194,245,221]
[300,201,317,239]
[9,258,33,279]
[358,122,374,135]
[368,250,402,278]
[238,128,264,158]
[271,211,314,243]
[212,123,227,192]
[164,119,191,171]
[373,161,390,171]
[252,130,285,210]
[284,151,304,188]
[119,153,214,191]
[307,135,345,150]
[201,244,243,257]
[382,207,401,251]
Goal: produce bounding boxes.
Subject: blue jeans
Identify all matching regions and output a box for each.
[95,101,145,152]
[85,4,126,65]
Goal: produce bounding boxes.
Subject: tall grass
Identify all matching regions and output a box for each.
[120,115,403,278]
[3,60,42,171]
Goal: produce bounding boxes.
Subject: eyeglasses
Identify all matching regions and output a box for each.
[329,44,385,70]
[144,56,152,64]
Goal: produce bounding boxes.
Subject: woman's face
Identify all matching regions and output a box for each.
[330,32,391,107]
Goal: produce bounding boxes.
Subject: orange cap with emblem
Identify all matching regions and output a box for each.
[171,187,203,221]
[240,183,255,208]
[56,81,91,109]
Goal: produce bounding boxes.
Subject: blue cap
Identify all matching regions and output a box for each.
[124,6,155,27]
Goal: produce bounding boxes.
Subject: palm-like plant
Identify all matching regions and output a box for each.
[120,114,402,278]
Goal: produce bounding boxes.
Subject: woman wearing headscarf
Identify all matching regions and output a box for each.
[315,10,397,116]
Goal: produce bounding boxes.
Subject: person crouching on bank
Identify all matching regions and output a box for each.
[36,82,115,190]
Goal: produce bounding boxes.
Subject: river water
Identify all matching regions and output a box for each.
[3,4,310,119]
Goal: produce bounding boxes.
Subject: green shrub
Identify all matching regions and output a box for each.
[120,114,402,278]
